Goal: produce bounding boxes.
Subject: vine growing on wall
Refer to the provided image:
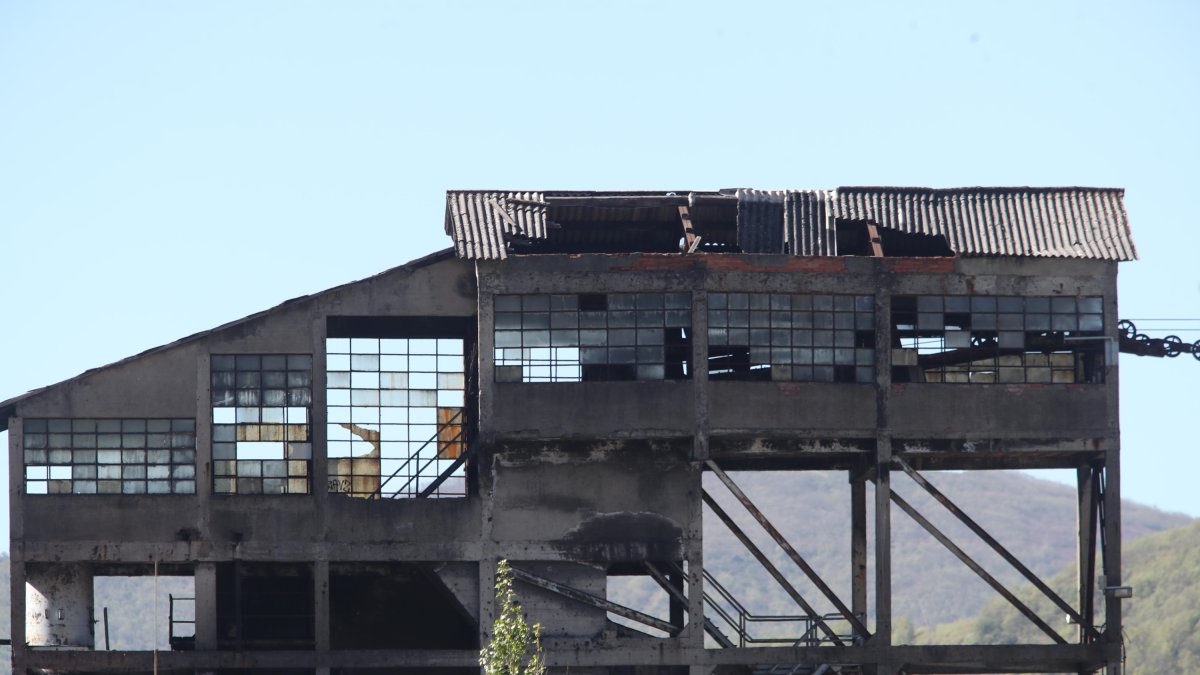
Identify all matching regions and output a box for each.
[480,560,547,675]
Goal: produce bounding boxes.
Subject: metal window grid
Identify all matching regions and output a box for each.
[494,292,692,382]
[892,295,1105,383]
[211,354,312,495]
[708,293,875,383]
[326,337,467,498]
[22,418,196,495]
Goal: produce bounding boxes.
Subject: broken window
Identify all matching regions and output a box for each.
[494,293,692,382]
[211,354,312,494]
[327,337,467,498]
[708,293,875,383]
[22,418,196,495]
[891,295,1106,383]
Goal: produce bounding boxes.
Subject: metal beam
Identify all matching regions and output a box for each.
[1077,466,1099,644]
[507,566,678,635]
[704,460,871,639]
[894,456,1100,640]
[888,490,1068,645]
[643,562,735,649]
[701,490,846,646]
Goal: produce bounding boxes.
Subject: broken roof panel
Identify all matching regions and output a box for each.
[444,187,1135,261]
[832,187,1136,261]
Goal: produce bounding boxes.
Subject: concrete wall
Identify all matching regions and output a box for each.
[6,249,1123,673]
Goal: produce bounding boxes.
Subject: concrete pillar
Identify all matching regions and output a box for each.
[26,564,94,648]
[314,559,330,652]
[194,563,218,650]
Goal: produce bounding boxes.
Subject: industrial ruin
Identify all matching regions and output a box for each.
[3,187,1137,674]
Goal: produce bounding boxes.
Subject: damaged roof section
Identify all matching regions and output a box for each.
[444,187,1136,261]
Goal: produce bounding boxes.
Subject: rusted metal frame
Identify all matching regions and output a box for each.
[507,566,678,636]
[678,206,702,253]
[888,489,1067,645]
[644,562,735,648]
[865,222,885,256]
[1077,465,1099,643]
[705,460,871,639]
[701,489,849,646]
[894,456,1101,640]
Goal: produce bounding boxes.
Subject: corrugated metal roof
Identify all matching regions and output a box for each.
[443,187,1135,261]
[736,189,786,253]
[831,187,1135,261]
[785,190,837,256]
[444,191,547,260]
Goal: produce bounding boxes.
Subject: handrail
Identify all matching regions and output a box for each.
[368,408,465,499]
[702,571,853,647]
[168,594,196,639]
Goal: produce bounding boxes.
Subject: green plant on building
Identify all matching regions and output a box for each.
[480,560,547,675]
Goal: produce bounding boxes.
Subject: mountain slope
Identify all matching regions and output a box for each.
[917,519,1200,674]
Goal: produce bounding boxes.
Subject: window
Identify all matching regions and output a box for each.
[327,337,467,498]
[708,293,875,383]
[494,293,692,382]
[211,354,312,494]
[23,418,195,495]
[891,295,1106,383]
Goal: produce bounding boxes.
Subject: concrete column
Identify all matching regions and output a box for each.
[314,559,330,652]
[193,562,218,650]
[26,564,94,648]
[873,438,892,648]
[850,467,868,639]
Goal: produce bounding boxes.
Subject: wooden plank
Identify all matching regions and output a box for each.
[866,222,884,256]
[678,205,700,253]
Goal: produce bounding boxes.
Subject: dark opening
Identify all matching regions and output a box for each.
[217,563,314,650]
[329,563,478,650]
[518,201,740,254]
[836,219,954,257]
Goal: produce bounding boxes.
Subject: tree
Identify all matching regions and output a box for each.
[480,560,547,675]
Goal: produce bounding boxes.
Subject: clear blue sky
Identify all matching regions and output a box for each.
[1,2,1197,551]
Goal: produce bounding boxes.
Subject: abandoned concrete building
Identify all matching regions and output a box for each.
[3,187,1135,674]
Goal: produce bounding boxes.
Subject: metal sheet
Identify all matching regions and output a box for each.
[832,187,1135,260]
[444,187,1135,261]
[735,189,787,254]
[444,191,547,260]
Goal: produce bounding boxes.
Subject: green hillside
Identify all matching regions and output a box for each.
[917,519,1200,673]
[698,470,1188,627]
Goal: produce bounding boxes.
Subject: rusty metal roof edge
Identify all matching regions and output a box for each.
[0,248,461,427]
